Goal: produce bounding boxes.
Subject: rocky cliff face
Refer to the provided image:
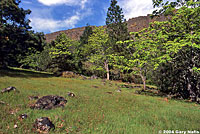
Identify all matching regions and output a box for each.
[45,14,167,43]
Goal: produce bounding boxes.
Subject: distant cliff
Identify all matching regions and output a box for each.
[45,14,167,43]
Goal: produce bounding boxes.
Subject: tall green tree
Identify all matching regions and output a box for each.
[50,33,78,73]
[76,24,93,73]
[79,24,93,46]
[106,0,129,54]
[86,26,111,80]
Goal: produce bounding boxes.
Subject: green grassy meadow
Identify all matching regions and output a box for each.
[0,68,200,134]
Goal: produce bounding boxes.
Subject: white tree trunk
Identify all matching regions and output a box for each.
[139,70,146,91]
[104,60,110,80]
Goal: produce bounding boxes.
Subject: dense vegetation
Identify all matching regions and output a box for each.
[1,0,200,104]
[0,0,46,68]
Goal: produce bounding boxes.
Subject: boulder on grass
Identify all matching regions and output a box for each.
[1,86,17,93]
[33,117,55,133]
[30,95,67,110]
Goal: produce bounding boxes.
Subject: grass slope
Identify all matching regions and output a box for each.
[0,68,200,134]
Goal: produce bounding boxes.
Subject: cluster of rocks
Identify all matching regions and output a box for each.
[1,86,77,133]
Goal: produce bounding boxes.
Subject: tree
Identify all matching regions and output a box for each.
[19,42,52,71]
[115,0,200,102]
[106,0,129,54]
[152,0,200,16]
[50,33,78,73]
[114,1,200,96]
[80,24,93,46]
[150,0,200,102]
[0,0,44,67]
[87,26,111,80]
[76,24,93,74]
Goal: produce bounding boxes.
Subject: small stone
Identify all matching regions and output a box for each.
[14,124,18,128]
[68,92,75,97]
[116,89,122,92]
[106,92,113,94]
[19,114,28,120]
[92,85,99,88]
[33,117,55,133]
[135,90,141,94]
[1,86,17,93]
[0,101,6,105]
[90,75,98,80]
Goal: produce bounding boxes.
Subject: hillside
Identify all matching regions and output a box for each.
[0,68,200,133]
[45,14,167,43]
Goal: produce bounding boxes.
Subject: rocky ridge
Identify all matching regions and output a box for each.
[45,14,167,43]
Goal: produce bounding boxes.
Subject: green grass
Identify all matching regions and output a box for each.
[0,68,200,134]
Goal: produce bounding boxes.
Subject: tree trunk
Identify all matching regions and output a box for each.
[104,60,109,80]
[139,70,146,91]
[187,67,196,101]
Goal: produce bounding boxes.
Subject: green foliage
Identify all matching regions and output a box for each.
[0,0,44,68]
[114,1,200,95]
[49,33,80,73]
[86,26,111,79]
[76,24,94,74]
[79,24,93,46]
[106,0,129,54]
[19,43,52,71]
[152,0,200,16]
[149,0,200,102]
[50,33,72,58]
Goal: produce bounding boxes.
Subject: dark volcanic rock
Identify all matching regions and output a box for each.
[68,92,75,97]
[19,114,28,120]
[33,117,55,133]
[30,95,67,110]
[92,85,99,88]
[1,86,17,93]
[106,92,113,94]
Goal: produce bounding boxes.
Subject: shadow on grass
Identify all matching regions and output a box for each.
[0,68,54,78]
[135,89,167,97]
